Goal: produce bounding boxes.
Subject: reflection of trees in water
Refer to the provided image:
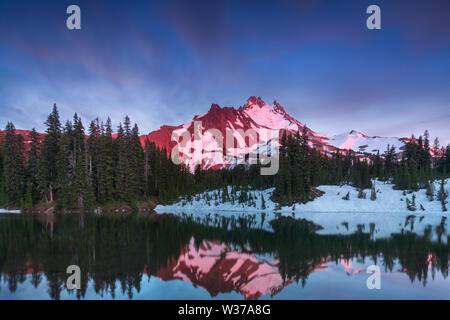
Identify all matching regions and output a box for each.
[0,213,448,300]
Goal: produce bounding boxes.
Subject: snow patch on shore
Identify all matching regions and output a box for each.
[156,180,449,214]
[155,180,450,240]
[0,208,21,214]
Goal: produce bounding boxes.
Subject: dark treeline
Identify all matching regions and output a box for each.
[0,213,448,299]
[0,105,191,209]
[0,105,449,210]
[272,128,450,206]
[174,127,449,209]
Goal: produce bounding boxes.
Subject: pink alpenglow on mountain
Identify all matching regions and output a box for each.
[142,97,415,170]
[155,237,328,299]
[1,97,428,170]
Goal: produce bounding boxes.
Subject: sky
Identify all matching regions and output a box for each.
[0,0,449,145]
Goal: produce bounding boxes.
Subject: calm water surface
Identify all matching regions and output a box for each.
[0,211,448,300]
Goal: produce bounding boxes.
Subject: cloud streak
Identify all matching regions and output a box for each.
[0,0,448,144]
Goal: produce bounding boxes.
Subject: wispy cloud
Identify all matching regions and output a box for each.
[0,0,448,144]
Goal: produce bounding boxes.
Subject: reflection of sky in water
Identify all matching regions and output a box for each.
[270,258,450,300]
[0,275,242,300]
[0,212,449,300]
[1,256,449,300]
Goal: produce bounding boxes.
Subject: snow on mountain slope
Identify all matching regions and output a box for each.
[143,97,332,170]
[1,96,433,169]
[325,130,406,154]
[240,98,301,130]
[142,96,417,171]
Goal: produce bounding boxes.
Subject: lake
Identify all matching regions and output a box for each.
[0,211,449,300]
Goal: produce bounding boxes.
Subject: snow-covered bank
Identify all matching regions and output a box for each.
[0,208,21,214]
[156,179,449,214]
[155,180,450,240]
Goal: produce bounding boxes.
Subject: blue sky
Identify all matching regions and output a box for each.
[0,0,449,145]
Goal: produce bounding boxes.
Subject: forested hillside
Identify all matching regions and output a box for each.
[0,105,449,211]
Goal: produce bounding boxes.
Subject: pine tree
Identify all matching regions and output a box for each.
[24,184,33,209]
[444,147,449,175]
[71,114,95,209]
[87,119,101,201]
[437,177,448,212]
[114,123,127,200]
[373,151,382,179]
[299,127,311,202]
[423,130,431,175]
[0,147,4,205]
[406,195,417,211]
[2,122,26,207]
[127,123,145,200]
[359,160,372,189]
[57,120,76,208]
[425,180,434,201]
[39,104,62,203]
[275,131,289,202]
[370,187,376,201]
[102,118,115,202]
[144,139,158,197]
[26,128,41,206]
[357,188,366,199]
[383,145,397,180]
[221,186,229,203]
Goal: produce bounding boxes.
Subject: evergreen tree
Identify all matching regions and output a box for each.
[373,151,382,179]
[72,115,95,209]
[221,186,229,203]
[425,180,434,201]
[26,128,41,205]
[406,194,417,211]
[383,145,397,180]
[127,123,145,200]
[39,104,62,202]
[87,119,101,202]
[437,177,448,212]
[101,118,115,202]
[57,120,75,208]
[357,188,366,199]
[370,186,376,201]
[114,123,127,200]
[2,122,26,207]
[1,103,446,212]
[144,139,157,197]
[299,127,311,202]
[0,147,4,204]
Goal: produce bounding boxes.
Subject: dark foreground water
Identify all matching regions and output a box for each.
[0,212,449,300]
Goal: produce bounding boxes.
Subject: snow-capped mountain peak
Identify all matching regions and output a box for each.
[325,130,406,154]
[139,96,423,170]
[1,96,425,171]
[239,96,302,131]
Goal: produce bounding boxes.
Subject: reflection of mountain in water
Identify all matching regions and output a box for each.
[156,237,328,299]
[0,212,448,299]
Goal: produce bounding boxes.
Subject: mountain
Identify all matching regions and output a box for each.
[155,237,328,299]
[142,96,410,170]
[145,96,328,152]
[324,129,407,155]
[0,96,422,169]
[0,129,45,153]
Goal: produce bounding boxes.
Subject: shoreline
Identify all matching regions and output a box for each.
[1,200,158,215]
[155,179,450,215]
